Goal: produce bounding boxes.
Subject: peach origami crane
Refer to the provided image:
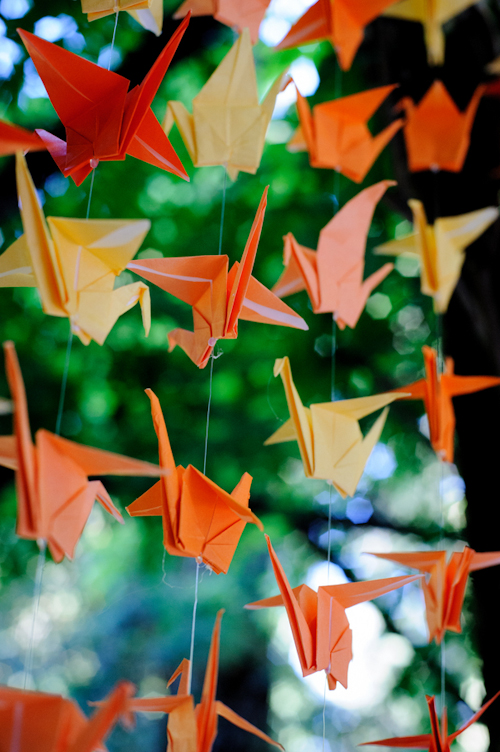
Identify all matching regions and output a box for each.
[289,85,402,183]
[272,180,395,329]
[127,389,263,574]
[0,119,45,156]
[246,536,421,690]
[361,692,500,751]
[376,199,498,313]
[0,341,161,563]
[173,0,271,43]
[127,188,308,368]
[17,15,190,186]
[370,547,500,644]
[383,0,481,66]
[82,0,163,35]
[265,357,403,498]
[394,81,484,172]
[276,0,402,70]
[0,153,151,346]
[163,28,288,180]
[392,346,500,462]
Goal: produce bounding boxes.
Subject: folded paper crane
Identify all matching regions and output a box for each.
[289,85,402,183]
[0,341,161,563]
[272,180,395,329]
[369,547,500,643]
[82,0,163,35]
[164,28,288,180]
[0,681,135,752]
[0,119,45,156]
[17,15,190,186]
[376,198,498,313]
[173,0,271,43]
[361,692,500,750]
[128,188,308,368]
[392,346,500,462]
[394,81,484,172]
[127,389,262,574]
[0,153,151,346]
[246,535,421,690]
[276,0,402,71]
[265,357,403,498]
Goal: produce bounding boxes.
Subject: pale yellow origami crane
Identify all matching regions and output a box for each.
[265,357,403,498]
[376,199,498,313]
[163,28,288,180]
[82,0,163,35]
[0,153,151,346]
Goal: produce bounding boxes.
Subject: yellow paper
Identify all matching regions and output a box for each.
[83,0,163,35]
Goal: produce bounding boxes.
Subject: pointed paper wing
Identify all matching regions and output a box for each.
[321,574,422,609]
[0,119,45,155]
[216,701,284,749]
[0,235,36,288]
[197,610,224,752]
[70,682,136,752]
[126,106,188,180]
[276,0,331,50]
[239,275,309,330]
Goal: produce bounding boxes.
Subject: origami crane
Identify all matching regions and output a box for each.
[0,341,161,563]
[173,0,271,43]
[127,188,308,368]
[361,692,500,750]
[276,0,402,71]
[391,346,500,463]
[0,679,135,752]
[0,119,45,156]
[0,153,151,346]
[369,547,500,644]
[394,81,484,173]
[265,357,403,498]
[164,28,288,181]
[288,85,402,183]
[246,536,421,690]
[17,15,190,186]
[376,198,498,313]
[383,0,481,66]
[127,389,263,574]
[272,180,395,329]
[82,0,163,35]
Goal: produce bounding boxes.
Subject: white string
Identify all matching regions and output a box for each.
[23,539,47,688]
[108,11,119,70]
[187,559,201,693]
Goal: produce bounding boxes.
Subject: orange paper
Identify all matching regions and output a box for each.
[17,16,190,186]
[127,188,308,368]
[127,389,263,574]
[174,0,271,43]
[289,85,402,183]
[272,180,395,328]
[246,535,421,690]
[393,346,500,462]
[0,119,45,156]
[0,341,161,563]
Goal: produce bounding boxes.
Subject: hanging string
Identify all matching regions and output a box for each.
[23,539,46,688]
[108,11,119,70]
[187,559,201,693]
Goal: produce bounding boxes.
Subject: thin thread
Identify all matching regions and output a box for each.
[86,168,96,220]
[108,11,119,70]
[187,559,201,694]
[218,166,227,255]
[23,540,47,688]
[203,355,215,475]
[55,329,74,436]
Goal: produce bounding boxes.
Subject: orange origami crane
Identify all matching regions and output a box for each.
[392,346,500,462]
[370,547,500,644]
[127,188,308,368]
[82,0,163,35]
[0,680,135,752]
[272,180,395,329]
[17,15,190,186]
[0,341,161,563]
[0,119,45,156]
[0,153,151,346]
[127,389,263,574]
[173,0,271,43]
[361,692,500,751]
[395,80,484,172]
[276,0,402,71]
[289,85,402,183]
[246,536,421,690]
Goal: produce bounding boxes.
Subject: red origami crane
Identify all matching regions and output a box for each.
[0,341,161,562]
[370,547,500,643]
[0,119,45,156]
[17,15,190,186]
[289,85,402,183]
[127,187,308,368]
[174,0,272,44]
[361,692,500,751]
[272,180,395,329]
[393,345,500,462]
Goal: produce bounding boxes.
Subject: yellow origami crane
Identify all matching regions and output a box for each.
[0,153,151,345]
[376,199,498,313]
[265,357,403,498]
[163,28,288,180]
[81,0,163,35]
[383,0,481,65]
